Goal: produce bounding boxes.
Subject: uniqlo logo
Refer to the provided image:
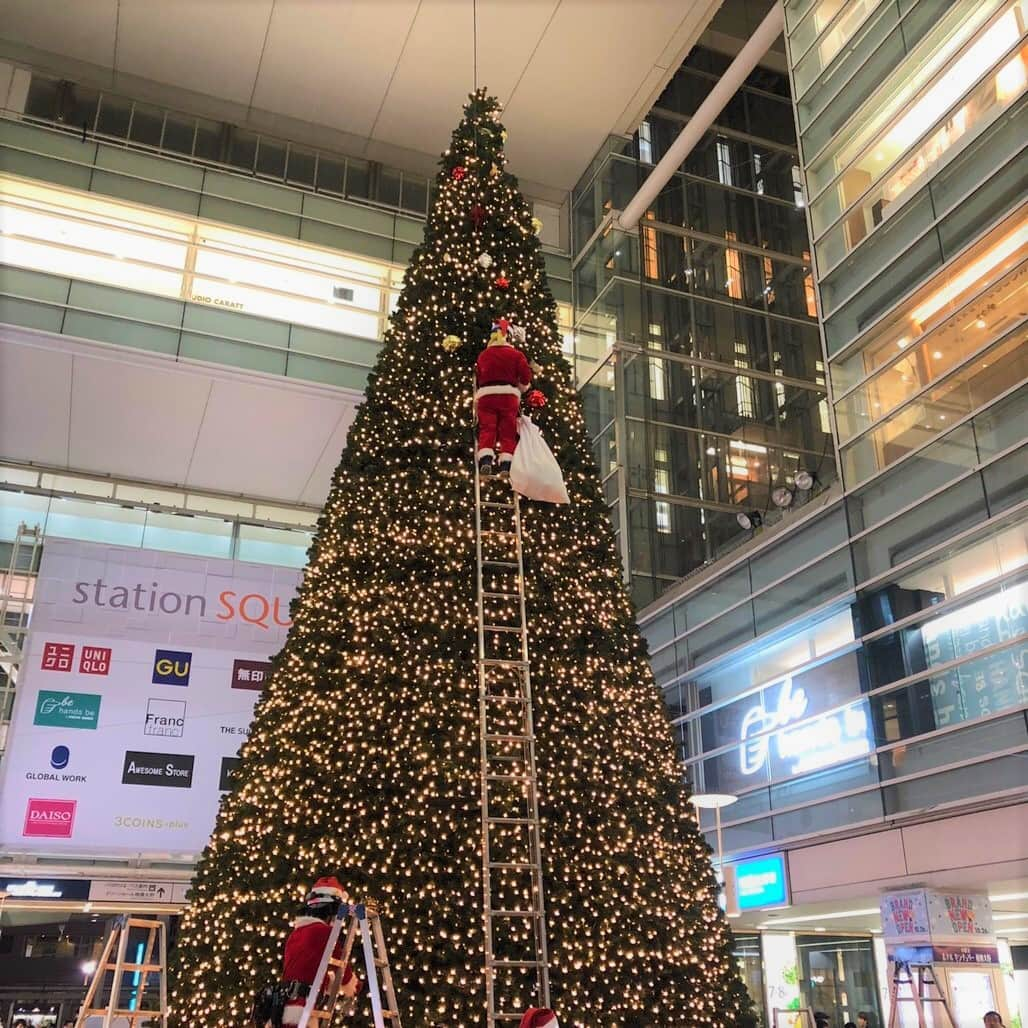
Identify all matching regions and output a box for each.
[41,642,75,672]
[79,646,112,676]
[23,797,77,838]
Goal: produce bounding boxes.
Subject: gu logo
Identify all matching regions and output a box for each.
[152,649,192,687]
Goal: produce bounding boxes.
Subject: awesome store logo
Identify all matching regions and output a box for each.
[122,750,194,788]
[23,798,77,838]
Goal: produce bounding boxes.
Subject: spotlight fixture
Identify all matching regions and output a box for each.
[736,510,763,531]
[794,470,815,491]
[771,486,794,508]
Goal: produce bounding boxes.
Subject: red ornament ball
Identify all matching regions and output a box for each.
[470,204,486,228]
[451,166,467,181]
[526,389,546,409]
[495,275,510,289]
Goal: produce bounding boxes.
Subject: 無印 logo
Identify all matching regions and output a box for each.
[231,658,272,691]
[144,698,186,738]
[23,797,77,838]
[152,649,192,687]
[33,690,102,730]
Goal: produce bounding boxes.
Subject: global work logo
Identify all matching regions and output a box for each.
[152,649,191,686]
[23,797,77,838]
[24,745,87,784]
[33,690,101,730]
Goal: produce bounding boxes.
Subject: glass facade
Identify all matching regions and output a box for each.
[572,47,833,606]
[637,0,1028,863]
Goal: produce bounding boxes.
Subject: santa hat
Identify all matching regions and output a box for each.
[304,876,348,907]
[519,1009,558,1028]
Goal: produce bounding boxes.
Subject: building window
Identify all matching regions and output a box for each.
[639,120,654,164]
[655,501,672,534]
[753,151,765,195]
[716,137,734,187]
[725,231,744,300]
[650,357,667,401]
[802,251,818,318]
[643,211,659,280]
[792,164,805,208]
[734,346,756,419]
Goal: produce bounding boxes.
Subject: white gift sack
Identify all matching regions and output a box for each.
[509,415,569,504]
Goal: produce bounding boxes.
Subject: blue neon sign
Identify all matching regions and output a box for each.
[734,853,789,910]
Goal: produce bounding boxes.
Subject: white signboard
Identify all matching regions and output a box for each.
[0,539,302,856]
[88,879,191,904]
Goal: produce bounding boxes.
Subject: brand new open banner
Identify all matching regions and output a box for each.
[0,539,302,856]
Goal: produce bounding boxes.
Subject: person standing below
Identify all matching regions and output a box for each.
[983,1012,1005,1028]
[476,320,532,476]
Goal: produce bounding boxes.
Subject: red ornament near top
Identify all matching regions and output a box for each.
[526,389,546,409]
[495,275,510,289]
[451,166,467,181]
[470,203,486,228]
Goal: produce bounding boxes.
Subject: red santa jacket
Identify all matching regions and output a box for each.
[282,917,355,1005]
[476,342,531,399]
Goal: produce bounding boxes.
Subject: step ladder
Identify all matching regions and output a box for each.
[296,901,402,1028]
[473,455,551,1026]
[75,915,168,1028]
[887,959,957,1028]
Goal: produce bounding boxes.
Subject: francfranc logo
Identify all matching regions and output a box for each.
[23,798,77,838]
[152,650,191,686]
[72,579,294,630]
[145,698,185,737]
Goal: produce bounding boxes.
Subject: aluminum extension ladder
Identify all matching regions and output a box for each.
[296,901,402,1028]
[886,960,958,1028]
[75,914,168,1028]
[472,454,552,1026]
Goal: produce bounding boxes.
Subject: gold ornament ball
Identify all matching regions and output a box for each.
[531,216,544,234]
[441,335,461,352]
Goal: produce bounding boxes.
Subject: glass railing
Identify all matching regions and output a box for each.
[791,0,886,98]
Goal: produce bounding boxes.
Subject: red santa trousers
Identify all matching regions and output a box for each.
[477,393,520,458]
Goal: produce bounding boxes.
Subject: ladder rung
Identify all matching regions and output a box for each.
[484,625,523,633]
[481,503,515,510]
[481,529,517,537]
[481,658,529,667]
[486,773,534,781]
[485,733,533,742]
[102,962,163,972]
[483,694,527,704]
[482,559,519,568]
[488,958,546,967]
[488,816,536,824]
[482,591,519,599]
[491,909,543,917]
[489,861,539,870]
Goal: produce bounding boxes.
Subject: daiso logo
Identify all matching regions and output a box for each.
[23,797,77,838]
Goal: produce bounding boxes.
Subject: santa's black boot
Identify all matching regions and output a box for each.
[497,457,512,478]
[478,455,494,476]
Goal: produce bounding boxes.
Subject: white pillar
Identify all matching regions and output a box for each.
[616,1,785,233]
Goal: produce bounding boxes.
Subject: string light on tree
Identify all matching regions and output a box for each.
[167,89,756,1028]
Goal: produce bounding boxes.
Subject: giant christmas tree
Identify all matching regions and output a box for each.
[170,91,754,1028]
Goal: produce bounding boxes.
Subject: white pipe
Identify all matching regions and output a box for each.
[617,1,786,232]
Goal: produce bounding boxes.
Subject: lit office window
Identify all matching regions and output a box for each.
[643,211,659,280]
[649,357,667,400]
[802,252,818,318]
[725,231,744,299]
[0,175,402,340]
[655,501,672,534]
[639,120,654,164]
[734,344,756,418]
[654,444,672,535]
[753,151,765,195]
[716,137,734,186]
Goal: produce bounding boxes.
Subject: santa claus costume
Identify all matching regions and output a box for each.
[476,321,532,475]
[519,1008,559,1028]
[280,876,360,1025]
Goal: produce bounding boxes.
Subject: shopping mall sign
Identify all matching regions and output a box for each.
[726,853,790,914]
[738,676,871,777]
[880,888,998,965]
